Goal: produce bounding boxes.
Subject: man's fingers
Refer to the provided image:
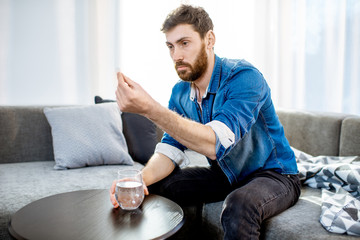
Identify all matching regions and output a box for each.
[110,180,119,208]
[121,73,135,87]
[116,72,129,87]
[115,75,127,108]
[110,180,117,194]
[117,72,132,85]
[116,72,124,83]
[110,194,119,208]
[144,185,149,195]
[115,88,122,104]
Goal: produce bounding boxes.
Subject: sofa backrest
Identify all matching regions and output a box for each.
[0,106,54,163]
[0,106,163,164]
[277,109,347,157]
[1,106,358,164]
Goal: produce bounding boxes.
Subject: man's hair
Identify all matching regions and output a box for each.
[161,5,214,39]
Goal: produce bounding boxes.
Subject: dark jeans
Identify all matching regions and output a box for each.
[148,163,301,240]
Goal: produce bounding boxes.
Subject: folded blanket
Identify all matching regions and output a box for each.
[293,147,360,236]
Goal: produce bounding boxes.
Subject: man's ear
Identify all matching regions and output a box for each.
[206,30,216,50]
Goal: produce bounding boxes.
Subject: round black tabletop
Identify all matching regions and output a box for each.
[8,189,184,240]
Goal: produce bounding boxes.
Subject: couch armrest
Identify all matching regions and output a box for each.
[340,116,360,156]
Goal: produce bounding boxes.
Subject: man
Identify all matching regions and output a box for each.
[110,4,300,239]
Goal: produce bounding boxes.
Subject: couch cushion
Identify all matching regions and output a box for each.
[340,116,360,157]
[200,187,360,240]
[277,109,346,156]
[44,103,133,169]
[0,161,144,240]
[0,106,54,164]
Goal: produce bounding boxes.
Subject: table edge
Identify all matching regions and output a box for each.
[8,189,185,240]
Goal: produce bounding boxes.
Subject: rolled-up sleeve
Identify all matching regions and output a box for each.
[205,120,235,160]
[155,142,190,168]
[206,120,235,150]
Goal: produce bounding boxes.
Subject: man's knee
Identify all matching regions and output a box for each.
[222,188,260,215]
[221,189,262,239]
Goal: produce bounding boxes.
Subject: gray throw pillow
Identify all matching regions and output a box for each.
[44,103,133,169]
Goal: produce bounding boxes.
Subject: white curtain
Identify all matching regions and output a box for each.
[0,0,359,115]
[250,0,360,115]
[0,0,118,105]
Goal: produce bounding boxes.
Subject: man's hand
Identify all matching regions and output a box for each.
[115,72,157,117]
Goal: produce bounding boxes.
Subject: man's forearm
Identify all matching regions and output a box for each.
[142,153,175,186]
[115,72,217,159]
[145,102,217,160]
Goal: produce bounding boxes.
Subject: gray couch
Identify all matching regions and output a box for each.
[1,105,359,240]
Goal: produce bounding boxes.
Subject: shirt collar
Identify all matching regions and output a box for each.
[189,55,221,101]
[208,55,222,94]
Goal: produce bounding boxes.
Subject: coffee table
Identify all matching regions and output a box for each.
[8,189,184,240]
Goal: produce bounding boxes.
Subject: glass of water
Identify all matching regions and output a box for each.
[115,169,144,210]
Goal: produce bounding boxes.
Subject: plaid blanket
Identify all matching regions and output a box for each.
[293,147,360,236]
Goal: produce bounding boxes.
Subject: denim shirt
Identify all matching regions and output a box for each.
[155,55,298,185]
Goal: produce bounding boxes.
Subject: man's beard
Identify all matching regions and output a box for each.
[175,43,208,82]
